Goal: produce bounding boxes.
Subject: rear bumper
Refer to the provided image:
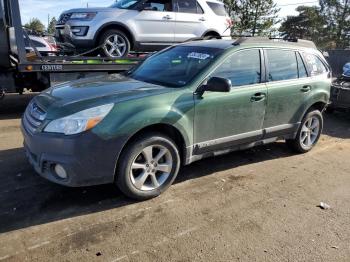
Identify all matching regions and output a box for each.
[21,121,125,187]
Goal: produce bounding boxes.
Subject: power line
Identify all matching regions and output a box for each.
[276,1,319,7]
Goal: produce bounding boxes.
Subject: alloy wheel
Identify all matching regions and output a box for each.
[300,116,320,148]
[103,34,127,58]
[130,145,173,191]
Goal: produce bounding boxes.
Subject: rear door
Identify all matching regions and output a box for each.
[134,0,175,43]
[193,48,268,154]
[173,0,208,42]
[263,49,310,137]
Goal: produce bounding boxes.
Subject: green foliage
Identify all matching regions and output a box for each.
[319,0,350,48]
[279,6,326,47]
[224,0,280,36]
[47,17,57,34]
[280,0,350,49]
[24,18,45,33]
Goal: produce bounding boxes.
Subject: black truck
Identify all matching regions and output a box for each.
[0,0,143,98]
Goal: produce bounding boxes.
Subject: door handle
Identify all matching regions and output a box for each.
[251,93,266,102]
[301,85,311,93]
[199,17,206,21]
[163,15,172,20]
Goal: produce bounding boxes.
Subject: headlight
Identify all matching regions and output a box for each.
[44,104,114,135]
[70,12,97,20]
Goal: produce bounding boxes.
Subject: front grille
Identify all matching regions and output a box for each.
[57,13,72,25]
[23,102,46,133]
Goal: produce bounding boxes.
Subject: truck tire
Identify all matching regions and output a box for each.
[99,29,131,58]
[116,133,181,200]
[286,110,323,153]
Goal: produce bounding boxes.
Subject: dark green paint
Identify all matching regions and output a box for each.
[34,41,331,165]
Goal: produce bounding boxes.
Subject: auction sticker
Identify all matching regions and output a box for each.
[187,52,210,60]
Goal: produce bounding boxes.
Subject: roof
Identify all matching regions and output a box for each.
[179,39,235,49]
[180,37,317,50]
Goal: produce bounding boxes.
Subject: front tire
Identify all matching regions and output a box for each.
[286,110,323,153]
[99,29,131,58]
[116,133,181,200]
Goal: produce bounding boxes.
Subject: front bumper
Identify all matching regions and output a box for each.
[21,121,124,187]
[55,23,95,49]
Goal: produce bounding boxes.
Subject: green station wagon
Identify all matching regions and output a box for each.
[22,38,331,200]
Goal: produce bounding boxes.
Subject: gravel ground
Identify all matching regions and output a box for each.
[0,94,349,262]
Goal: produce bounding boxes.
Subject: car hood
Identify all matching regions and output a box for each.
[34,74,175,119]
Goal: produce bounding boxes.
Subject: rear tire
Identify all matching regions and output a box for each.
[116,133,181,200]
[286,110,323,153]
[99,29,131,58]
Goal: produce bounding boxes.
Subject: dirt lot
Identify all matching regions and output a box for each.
[0,94,349,262]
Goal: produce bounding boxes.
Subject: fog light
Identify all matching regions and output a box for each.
[54,164,67,179]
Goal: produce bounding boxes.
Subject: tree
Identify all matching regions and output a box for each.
[279,6,326,47]
[224,0,280,36]
[24,18,45,33]
[319,0,350,48]
[47,17,57,34]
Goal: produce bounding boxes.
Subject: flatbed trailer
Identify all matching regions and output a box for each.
[0,0,144,97]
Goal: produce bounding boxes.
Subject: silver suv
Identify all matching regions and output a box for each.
[55,0,232,57]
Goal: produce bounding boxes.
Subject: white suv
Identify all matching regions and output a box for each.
[55,0,232,57]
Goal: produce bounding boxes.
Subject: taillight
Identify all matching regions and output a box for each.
[226,18,233,28]
[44,39,57,52]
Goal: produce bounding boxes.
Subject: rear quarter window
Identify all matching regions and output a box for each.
[206,2,227,16]
[304,53,328,76]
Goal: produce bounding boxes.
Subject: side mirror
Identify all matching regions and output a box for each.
[197,77,231,95]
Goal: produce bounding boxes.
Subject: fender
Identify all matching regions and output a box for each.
[299,89,330,122]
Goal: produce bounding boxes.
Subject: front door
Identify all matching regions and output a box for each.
[194,49,267,154]
[134,0,175,43]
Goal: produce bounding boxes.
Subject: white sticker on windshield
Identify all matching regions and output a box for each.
[187,52,210,60]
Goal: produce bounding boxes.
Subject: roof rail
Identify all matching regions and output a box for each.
[233,37,317,49]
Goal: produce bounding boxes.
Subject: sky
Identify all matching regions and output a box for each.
[19,0,320,27]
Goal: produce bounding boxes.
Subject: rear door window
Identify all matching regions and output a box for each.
[143,0,173,11]
[266,49,298,82]
[175,0,203,14]
[206,2,227,16]
[304,53,328,76]
[211,49,261,87]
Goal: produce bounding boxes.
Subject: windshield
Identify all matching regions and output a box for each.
[110,0,140,9]
[129,46,223,87]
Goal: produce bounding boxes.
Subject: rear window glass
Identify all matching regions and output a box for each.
[304,53,328,76]
[206,2,227,16]
[176,0,203,14]
[266,49,298,81]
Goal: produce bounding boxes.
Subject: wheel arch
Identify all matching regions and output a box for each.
[94,22,135,48]
[299,89,329,122]
[202,30,221,39]
[114,123,189,181]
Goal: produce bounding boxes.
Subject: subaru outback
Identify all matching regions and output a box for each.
[22,38,331,200]
[55,0,232,57]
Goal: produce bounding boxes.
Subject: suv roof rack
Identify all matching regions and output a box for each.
[233,37,317,49]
